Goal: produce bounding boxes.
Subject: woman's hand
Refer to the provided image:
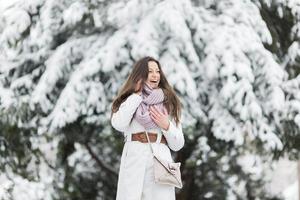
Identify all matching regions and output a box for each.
[149,106,170,131]
[134,79,143,95]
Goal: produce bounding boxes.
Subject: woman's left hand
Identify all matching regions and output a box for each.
[149,106,170,131]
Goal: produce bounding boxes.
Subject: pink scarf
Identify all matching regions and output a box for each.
[133,83,165,129]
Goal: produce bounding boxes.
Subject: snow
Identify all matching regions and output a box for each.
[283,181,299,200]
[238,155,299,200]
[0,163,56,200]
[265,158,299,200]
[0,0,299,199]
[63,1,88,26]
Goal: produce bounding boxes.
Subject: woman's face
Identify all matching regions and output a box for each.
[145,61,161,89]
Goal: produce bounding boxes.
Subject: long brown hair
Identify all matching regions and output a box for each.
[111,56,182,126]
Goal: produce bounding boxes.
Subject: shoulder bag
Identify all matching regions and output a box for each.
[145,131,183,188]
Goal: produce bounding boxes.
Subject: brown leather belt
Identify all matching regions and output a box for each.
[131,132,167,144]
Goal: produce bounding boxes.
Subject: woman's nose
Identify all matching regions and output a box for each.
[153,72,159,77]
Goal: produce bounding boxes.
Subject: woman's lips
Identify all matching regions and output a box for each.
[149,81,159,88]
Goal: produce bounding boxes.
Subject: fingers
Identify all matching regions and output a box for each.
[137,80,141,89]
[135,79,143,92]
[149,110,160,125]
[150,106,163,117]
[150,106,160,119]
[149,106,170,130]
[150,114,159,123]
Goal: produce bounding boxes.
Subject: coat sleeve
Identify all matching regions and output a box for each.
[162,119,185,152]
[111,93,143,132]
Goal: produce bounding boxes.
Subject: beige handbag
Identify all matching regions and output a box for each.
[145,131,183,188]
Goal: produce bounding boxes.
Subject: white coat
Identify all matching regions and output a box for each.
[111,93,185,200]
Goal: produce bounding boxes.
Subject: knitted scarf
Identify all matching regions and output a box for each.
[133,83,166,129]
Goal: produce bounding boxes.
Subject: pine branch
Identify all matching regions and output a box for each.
[83,142,118,177]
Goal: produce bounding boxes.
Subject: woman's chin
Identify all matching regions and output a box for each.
[151,84,159,89]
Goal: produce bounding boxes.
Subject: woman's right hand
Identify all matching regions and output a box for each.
[134,79,143,95]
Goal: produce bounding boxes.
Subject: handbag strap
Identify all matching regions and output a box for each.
[145,131,155,155]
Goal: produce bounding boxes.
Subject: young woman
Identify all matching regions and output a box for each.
[111,56,184,200]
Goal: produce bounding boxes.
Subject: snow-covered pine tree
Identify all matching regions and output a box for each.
[256,0,300,160]
[0,0,299,199]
